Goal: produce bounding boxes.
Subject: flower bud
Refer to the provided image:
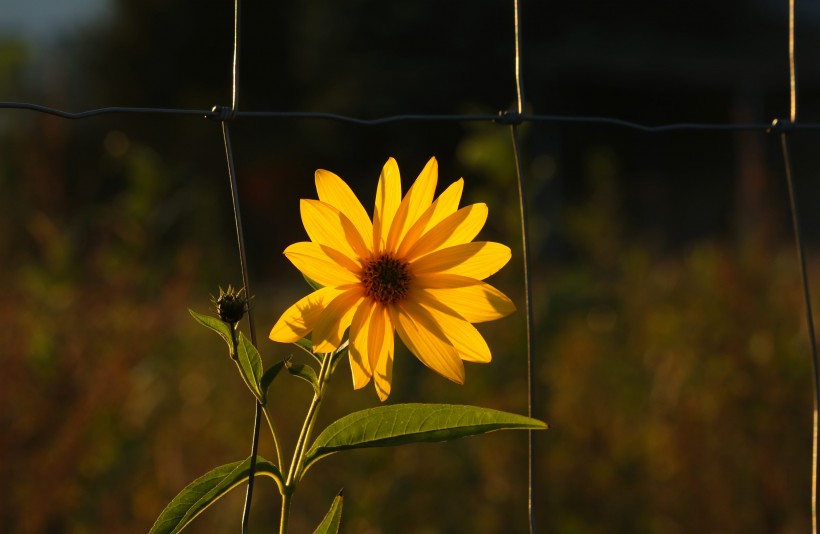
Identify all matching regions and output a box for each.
[212,285,250,325]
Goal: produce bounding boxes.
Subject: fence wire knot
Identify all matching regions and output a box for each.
[769,118,795,134]
[496,110,524,125]
[210,105,237,122]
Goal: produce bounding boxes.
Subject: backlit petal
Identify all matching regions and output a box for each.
[312,289,364,353]
[391,302,464,384]
[284,242,361,287]
[410,242,511,280]
[395,179,463,258]
[412,289,492,362]
[315,169,374,251]
[428,178,463,224]
[269,287,345,342]
[348,299,375,389]
[301,199,370,261]
[404,203,487,261]
[414,274,516,323]
[385,157,438,253]
[373,158,401,254]
[371,305,395,401]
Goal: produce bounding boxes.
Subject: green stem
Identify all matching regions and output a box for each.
[285,352,331,486]
[279,491,292,534]
[230,324,240,360]
[263,405,284,470]
[279,351,333,533]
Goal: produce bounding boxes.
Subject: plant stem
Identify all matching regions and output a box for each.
[279,491,292,534]
[230,324,239,360]
[263,405,284,470]
[279,351,333,533]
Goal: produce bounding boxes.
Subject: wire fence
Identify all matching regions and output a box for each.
[3,0,819,532]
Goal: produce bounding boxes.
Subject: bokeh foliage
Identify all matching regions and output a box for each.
[3,0,820,532]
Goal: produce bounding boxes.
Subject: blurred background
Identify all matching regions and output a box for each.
[3,0,820,532]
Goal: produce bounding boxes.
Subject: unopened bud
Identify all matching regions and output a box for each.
[211,285,250,325]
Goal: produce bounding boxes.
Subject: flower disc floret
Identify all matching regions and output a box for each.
[362,254,411,305]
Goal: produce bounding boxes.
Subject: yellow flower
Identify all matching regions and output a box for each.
[269,157,515,401]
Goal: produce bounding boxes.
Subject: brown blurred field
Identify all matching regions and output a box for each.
[3,1,820,532]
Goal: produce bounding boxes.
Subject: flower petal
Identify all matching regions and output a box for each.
[391,301,464,384]
[269,287,346,342]
[315,169,374,251]
[301,199,370,261]
[414,274,516,323]
[412,289,492,362]
[371,305,395,401]
[284,242,361,287]
[410,242,511,280]
[373,158,402,254]
[386,157,438,253]
[404,203,487,261]
[428,178,463,225]
[348,299,375,389]
[312,289,365,353]
[395,179,463,258]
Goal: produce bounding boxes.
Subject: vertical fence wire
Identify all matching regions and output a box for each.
[511,124,536,533]
[215,0,265,531]
[230,0,241,117]
[220,120,264,534]
[789,0,797,125]
[780,128,820,534]
[508,0,537,531]
[514,0,525,115]
[778,1,820,531]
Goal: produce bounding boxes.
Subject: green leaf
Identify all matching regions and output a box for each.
[293,337,322,364]
[189,309,233,353]
[313,490,344,534]
[261,361,286,405]
[150,456,282,534]
[329,340,349,374]
[287,361,319,394]
[303,273,325,291]
[235,332,264,403]
[303,404,548,471]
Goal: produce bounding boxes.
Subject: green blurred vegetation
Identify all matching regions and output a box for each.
[3,1,820,532]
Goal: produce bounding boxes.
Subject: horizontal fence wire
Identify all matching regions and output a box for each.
[4,101,820,132]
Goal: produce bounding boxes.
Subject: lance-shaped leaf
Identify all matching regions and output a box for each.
[303,273,325,291]
[235,332,264,403]
[189,309,233,353]
[150,456,282,534]
[287,361,320,395]
[312,490,344,534]
[303,404,548,471]
[329,340,349,374]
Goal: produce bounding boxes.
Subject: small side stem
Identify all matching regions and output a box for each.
[263,405,284,470]
[230,325,240,360]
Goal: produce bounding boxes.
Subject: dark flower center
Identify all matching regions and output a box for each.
[361,254,411,305]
